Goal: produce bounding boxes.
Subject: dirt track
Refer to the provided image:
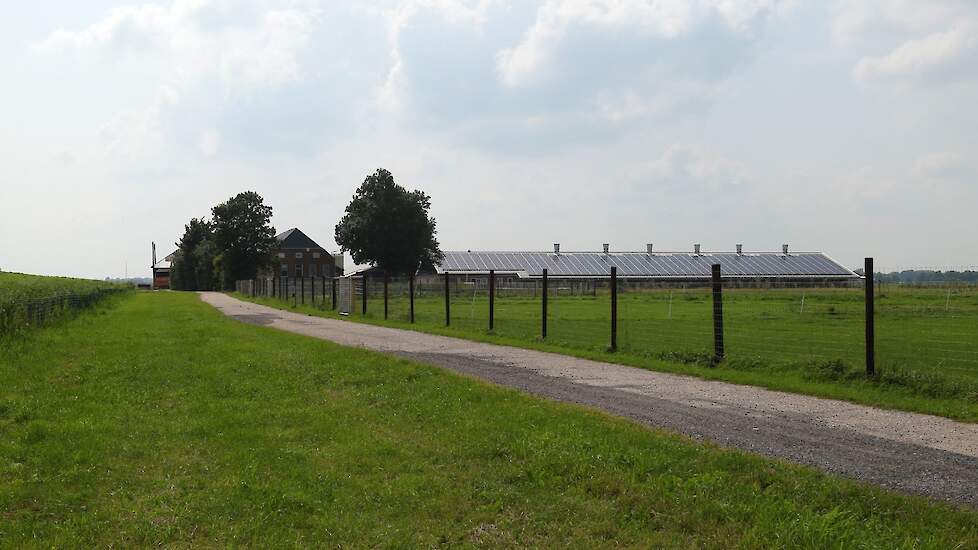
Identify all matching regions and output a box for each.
[201,292,978,507]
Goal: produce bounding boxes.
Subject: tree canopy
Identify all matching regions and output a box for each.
[334,168,443,276]
[171,217,216,291]
[211,191,277,289]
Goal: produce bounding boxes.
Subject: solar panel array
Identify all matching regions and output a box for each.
[437,251,858,279]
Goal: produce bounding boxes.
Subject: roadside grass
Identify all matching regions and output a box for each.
[0,272,130,337]
[235,290,978,422]
[1,292,977,547]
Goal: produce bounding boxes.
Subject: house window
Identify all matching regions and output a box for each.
[313,252,320,259]
[296,264,304,277]
[280,264,288,277]
[277,252,285,259]
[295,252,303,259]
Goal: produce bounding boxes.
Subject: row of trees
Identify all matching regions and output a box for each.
[171,192,277,291]
[172,169,443,291]
[876,270,978,284]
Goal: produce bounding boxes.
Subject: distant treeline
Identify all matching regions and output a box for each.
[875,270,978,284]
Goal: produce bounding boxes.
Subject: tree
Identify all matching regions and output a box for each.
[334,168,443,276]
[171,218,213,290]
[211,191,277,290]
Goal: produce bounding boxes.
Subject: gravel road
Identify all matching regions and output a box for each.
[201,292,978,507]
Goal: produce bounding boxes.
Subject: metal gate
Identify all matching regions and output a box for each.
[338,276,353,314]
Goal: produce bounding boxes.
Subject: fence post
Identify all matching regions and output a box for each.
[542,268,548,339]
[444,273,451,326]
[322,276,326,308]
[865,257,875,376]
[331,277,337,310]
[410,274,415,324]
[489,270,495,332]
[301,277,305,305]
[361,276,367,316]
[711,264,725,362]
[610,266,617,351]
[384,273,389,320]
[311,275,316,306]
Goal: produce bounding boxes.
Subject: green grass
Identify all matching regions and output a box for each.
[0,272,128,336]
[0,272,121,301]
[239,283,978,421]
[2,292,978,547]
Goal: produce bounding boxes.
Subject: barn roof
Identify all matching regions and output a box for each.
[435,250,858,280]
[276,228,326,251]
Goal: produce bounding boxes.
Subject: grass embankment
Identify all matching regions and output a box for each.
[0,272,129,336]
[1,292,976,547]
[236,287,978,421]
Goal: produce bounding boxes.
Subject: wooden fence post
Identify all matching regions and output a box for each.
[865,257,875,376]
[444,273,451,326]
[610,266,617,351]
[410,274,415,324]
[489,270,495,332]
[361,277,367,316]
[711,264,725,362]
[384,273,389,320]
[542,268,548,339]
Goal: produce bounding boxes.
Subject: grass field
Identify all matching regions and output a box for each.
[241,281,978,421]
[2,291,978,547]
[0,272,128,336]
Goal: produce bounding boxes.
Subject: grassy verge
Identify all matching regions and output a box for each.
[233,292,978,421]
[0,291,976,547]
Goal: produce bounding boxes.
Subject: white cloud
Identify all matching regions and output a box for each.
[38,0,317,89]
[854,20,978,85]
[632,143,748,194]
[496,0,785,88]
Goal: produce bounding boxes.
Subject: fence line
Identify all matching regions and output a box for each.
[0,287,130,337]
[236,259,978,389]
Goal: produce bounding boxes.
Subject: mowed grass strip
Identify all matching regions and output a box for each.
[240,290,978,421]
[1,292,977,548]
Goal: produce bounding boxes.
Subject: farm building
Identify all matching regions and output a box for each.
[431,244,859,286]
[150,243,176,290]
[268,228,344,279]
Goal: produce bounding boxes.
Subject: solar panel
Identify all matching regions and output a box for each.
[436,251,857,279]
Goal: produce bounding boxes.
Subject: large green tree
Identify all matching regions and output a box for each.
[171,218,214,291]
[211,191,277,290]
[334,168,443,276]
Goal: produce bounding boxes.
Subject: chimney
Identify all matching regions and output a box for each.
[736,244,743,255]
[553,243,560,255]
[694,243,701,255]
[646,243,654,254]
[782,243,789,255]
[603,243,610,254]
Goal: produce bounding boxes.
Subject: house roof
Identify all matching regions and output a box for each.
[435,250,859,280]
[276,228,327,251]
[153,250,177,270]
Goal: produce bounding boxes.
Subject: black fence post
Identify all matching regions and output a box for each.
[542,268,548,339]
[444,273,451,326]
[865,257,875,376]
[384,273,389,320]
[610,266,617,351]
[301,277,305,305]
[322,276,326,309]
[331,277,337,310]
[409,274,415,324]
[311,275,316,306]
[488,270,495,332]
[711,264,725,362]
[361,277,367,316]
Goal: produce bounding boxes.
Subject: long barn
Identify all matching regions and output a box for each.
[433,244,859,283]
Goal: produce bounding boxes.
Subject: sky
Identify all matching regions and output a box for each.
[1,0,976,279]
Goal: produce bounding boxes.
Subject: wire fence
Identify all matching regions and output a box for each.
[0,287,131,338]
[237,263,978,392]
